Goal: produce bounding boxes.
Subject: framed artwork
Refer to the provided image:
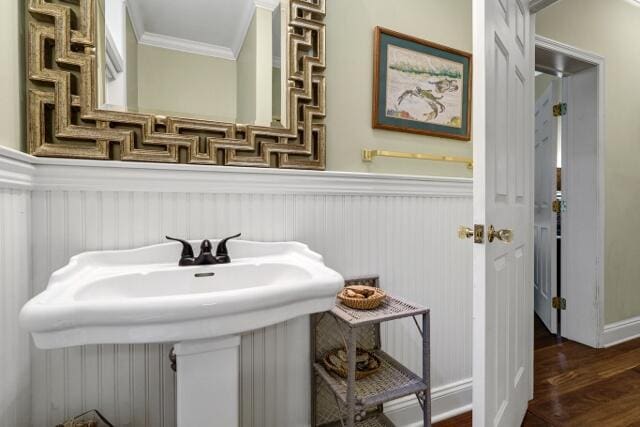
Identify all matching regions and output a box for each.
[372,27,472,141]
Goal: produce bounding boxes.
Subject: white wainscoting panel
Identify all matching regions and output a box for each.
[0,146,473,427]
[29,189,472,427]
[0,188,31,427]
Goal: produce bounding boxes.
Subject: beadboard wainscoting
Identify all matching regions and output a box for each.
[0,147,473,427]
[0,186,31,427]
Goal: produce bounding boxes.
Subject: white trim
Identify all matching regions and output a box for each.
[124,0,144,41]
[529,0,561,13]
[535,35,605,348]
[254,0,279,11]
[535,35,605,68]
[139,32,236,60]
[0,146,472,197]
[0,150,35,190]
[122,0,266,62]
[385,378,472,426]
[231,1,257,58]
[602,315,640,348]
[125,0,270,61]
[104,28,124,81]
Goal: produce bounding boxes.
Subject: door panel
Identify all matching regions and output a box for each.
[561,67,599,347]
[472,0,533,425]
[534,81,559,333]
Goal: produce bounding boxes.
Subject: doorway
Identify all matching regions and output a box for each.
[533,35,605,348]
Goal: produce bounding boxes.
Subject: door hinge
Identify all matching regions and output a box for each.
[552,296,566,310]
[553,103,567,117]
[552,199,567,213]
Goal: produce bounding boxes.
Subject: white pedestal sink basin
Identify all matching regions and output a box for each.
[20,239,344,427]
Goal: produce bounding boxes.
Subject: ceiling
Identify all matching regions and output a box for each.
[126,0,281,61]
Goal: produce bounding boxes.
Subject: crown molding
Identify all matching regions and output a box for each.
[0,147,472,197]
[124,0,144,41]
[123,0,277,63]
[231,1,257,58]
[139,32,236,60]
[529,0,561,13]
[104,28,124,81]
[254,0,279,11]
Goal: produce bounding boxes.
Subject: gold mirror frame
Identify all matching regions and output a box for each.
[26,0,326,170]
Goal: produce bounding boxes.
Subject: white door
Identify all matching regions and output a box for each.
[472,0,533,425]
[561,67,599,347]
[533,81,559,333]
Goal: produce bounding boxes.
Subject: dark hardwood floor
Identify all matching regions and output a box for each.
[434,316,640,426]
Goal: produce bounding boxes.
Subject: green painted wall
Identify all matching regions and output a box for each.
[325,0,473,177]
[136,44,237,121]
[272,67,281,123]
[0,1,24,151]
[126,13,138,111]
[237,14,258,124]
[537,0,640,323]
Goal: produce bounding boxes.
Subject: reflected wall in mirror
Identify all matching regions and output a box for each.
[96,0,286,126]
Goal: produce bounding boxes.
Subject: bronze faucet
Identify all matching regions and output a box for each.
[165,234,241,266]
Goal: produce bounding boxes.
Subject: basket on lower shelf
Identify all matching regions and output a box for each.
[323,347,381,380]
[55,410,114,427]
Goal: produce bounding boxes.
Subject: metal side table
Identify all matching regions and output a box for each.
[311,276,431,427]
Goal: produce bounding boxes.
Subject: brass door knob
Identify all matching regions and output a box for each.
[458,226,474,240]
[488,225,513,243]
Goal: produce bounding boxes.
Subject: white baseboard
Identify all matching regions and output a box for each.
[601,315,640,348]
[384,378,472,426]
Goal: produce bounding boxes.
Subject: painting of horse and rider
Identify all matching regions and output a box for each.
[372,27,472,141]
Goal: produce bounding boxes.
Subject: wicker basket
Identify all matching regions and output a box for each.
[337,285,386,310]
[323,348,381,380]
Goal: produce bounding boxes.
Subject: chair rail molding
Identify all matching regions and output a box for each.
[0,148,35,190]
[0,146,472,196]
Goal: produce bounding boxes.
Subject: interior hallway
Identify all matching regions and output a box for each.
[434,317,640,426]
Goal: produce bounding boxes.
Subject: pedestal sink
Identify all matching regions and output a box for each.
[20,239,344,427]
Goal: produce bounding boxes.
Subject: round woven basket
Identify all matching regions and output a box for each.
[337,285,386,310]
[323,348,381,380]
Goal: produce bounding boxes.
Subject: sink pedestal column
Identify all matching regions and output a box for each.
[174,335,241,427]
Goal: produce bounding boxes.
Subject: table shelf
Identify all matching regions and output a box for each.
[322,413,395,427]
[311,276,431,427]
[313,349,428,410]
[329,295,428,327]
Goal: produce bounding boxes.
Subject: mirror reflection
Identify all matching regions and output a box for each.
[96,0,285,127]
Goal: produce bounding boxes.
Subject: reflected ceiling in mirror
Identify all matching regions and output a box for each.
[96,0,285,127]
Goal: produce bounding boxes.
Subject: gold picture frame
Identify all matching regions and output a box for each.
[26,0,326,170]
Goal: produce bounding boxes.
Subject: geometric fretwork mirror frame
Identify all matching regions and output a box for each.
[26,0,326,170]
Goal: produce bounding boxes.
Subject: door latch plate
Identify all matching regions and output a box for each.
[474,224,484,244]
[552,296,566,310]
[553,103,567,117]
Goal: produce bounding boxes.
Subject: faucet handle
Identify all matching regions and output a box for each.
[215,233,241,263]
[165,236,194,258]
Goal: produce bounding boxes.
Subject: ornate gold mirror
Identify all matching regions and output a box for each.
[27,0,326,169]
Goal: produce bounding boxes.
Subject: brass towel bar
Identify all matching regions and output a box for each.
[362,149,473,169]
